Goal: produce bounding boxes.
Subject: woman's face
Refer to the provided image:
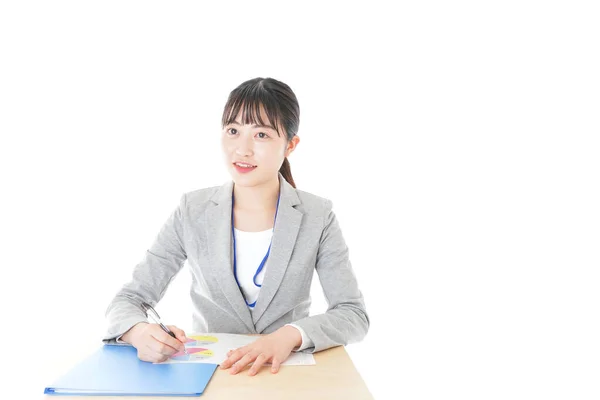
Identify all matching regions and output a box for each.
[221,105,298,186]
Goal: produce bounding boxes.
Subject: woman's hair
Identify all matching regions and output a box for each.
[221,77,300,188]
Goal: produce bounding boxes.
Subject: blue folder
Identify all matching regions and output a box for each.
[44,344,218,396]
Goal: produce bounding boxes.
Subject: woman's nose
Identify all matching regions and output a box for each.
[236,144,253,155]
[236,137,254,154]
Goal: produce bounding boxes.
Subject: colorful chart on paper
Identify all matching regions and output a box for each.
[184,335,219,346]
[170,347,214,361]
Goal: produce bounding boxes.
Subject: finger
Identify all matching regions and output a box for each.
[137,349,152,362]
[166,325,187,343]
[144,347,171,363]
[226,348,239,357]
[156,327,187,351]
[150,329,185,353]
[221,352,243,369]
[230,352,256,375]
[248,353,269,376]
[220,347,247,369]
[137,349,164,364]
[146,335,182,356]
[271,356,282,374]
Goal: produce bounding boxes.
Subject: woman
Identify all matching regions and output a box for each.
[102,77,369,376]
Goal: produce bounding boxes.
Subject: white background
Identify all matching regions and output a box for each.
[1,1,599,399]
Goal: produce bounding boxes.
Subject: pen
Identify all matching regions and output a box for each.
[140,302,188,355]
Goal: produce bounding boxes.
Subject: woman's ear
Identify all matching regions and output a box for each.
[285,135,300,157]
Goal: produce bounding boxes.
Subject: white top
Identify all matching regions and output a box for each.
[233,227,273,307]
[234,227,313,352]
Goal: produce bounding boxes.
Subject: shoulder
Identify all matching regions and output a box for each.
[164,185,221,223]
[184,185,221,207]
[292,188,334,218]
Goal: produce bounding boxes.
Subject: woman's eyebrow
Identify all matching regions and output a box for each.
[230,120,276,130]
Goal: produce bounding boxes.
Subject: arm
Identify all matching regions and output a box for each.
[289,199,370,353]
[102,193,188,344]
[285,323,314,351]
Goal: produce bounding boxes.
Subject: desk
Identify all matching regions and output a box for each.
[42,345,373,399]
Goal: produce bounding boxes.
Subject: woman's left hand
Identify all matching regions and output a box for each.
[219,325,302,376]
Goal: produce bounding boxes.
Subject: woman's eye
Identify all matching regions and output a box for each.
[226,128,268,138]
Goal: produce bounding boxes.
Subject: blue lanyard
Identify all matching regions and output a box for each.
[231,189,281,307]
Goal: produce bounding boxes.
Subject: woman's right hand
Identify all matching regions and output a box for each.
[121,322,188,363]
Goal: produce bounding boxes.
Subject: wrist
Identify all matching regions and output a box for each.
[121,322,148,344]
[280,325,302,348]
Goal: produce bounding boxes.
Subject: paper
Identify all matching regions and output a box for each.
[155,332,315,366]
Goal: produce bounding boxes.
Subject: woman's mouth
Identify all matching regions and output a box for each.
[233,162,257,173]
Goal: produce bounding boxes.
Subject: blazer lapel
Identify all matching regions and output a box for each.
[205,179,256,333]
[203,172,303,332]
[251,173,303,324]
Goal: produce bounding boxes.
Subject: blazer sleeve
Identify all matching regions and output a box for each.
[101,193,188,345]
[290,199,370,353]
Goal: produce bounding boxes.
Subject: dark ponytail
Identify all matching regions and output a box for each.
[279,157,295,188]
[221,77,299,188]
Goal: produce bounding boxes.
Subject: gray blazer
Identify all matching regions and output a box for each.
[102,171,369,353]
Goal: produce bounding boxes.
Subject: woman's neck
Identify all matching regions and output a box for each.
[233,175,280,212]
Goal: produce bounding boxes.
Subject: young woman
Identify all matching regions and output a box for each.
[102,77,369,376]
